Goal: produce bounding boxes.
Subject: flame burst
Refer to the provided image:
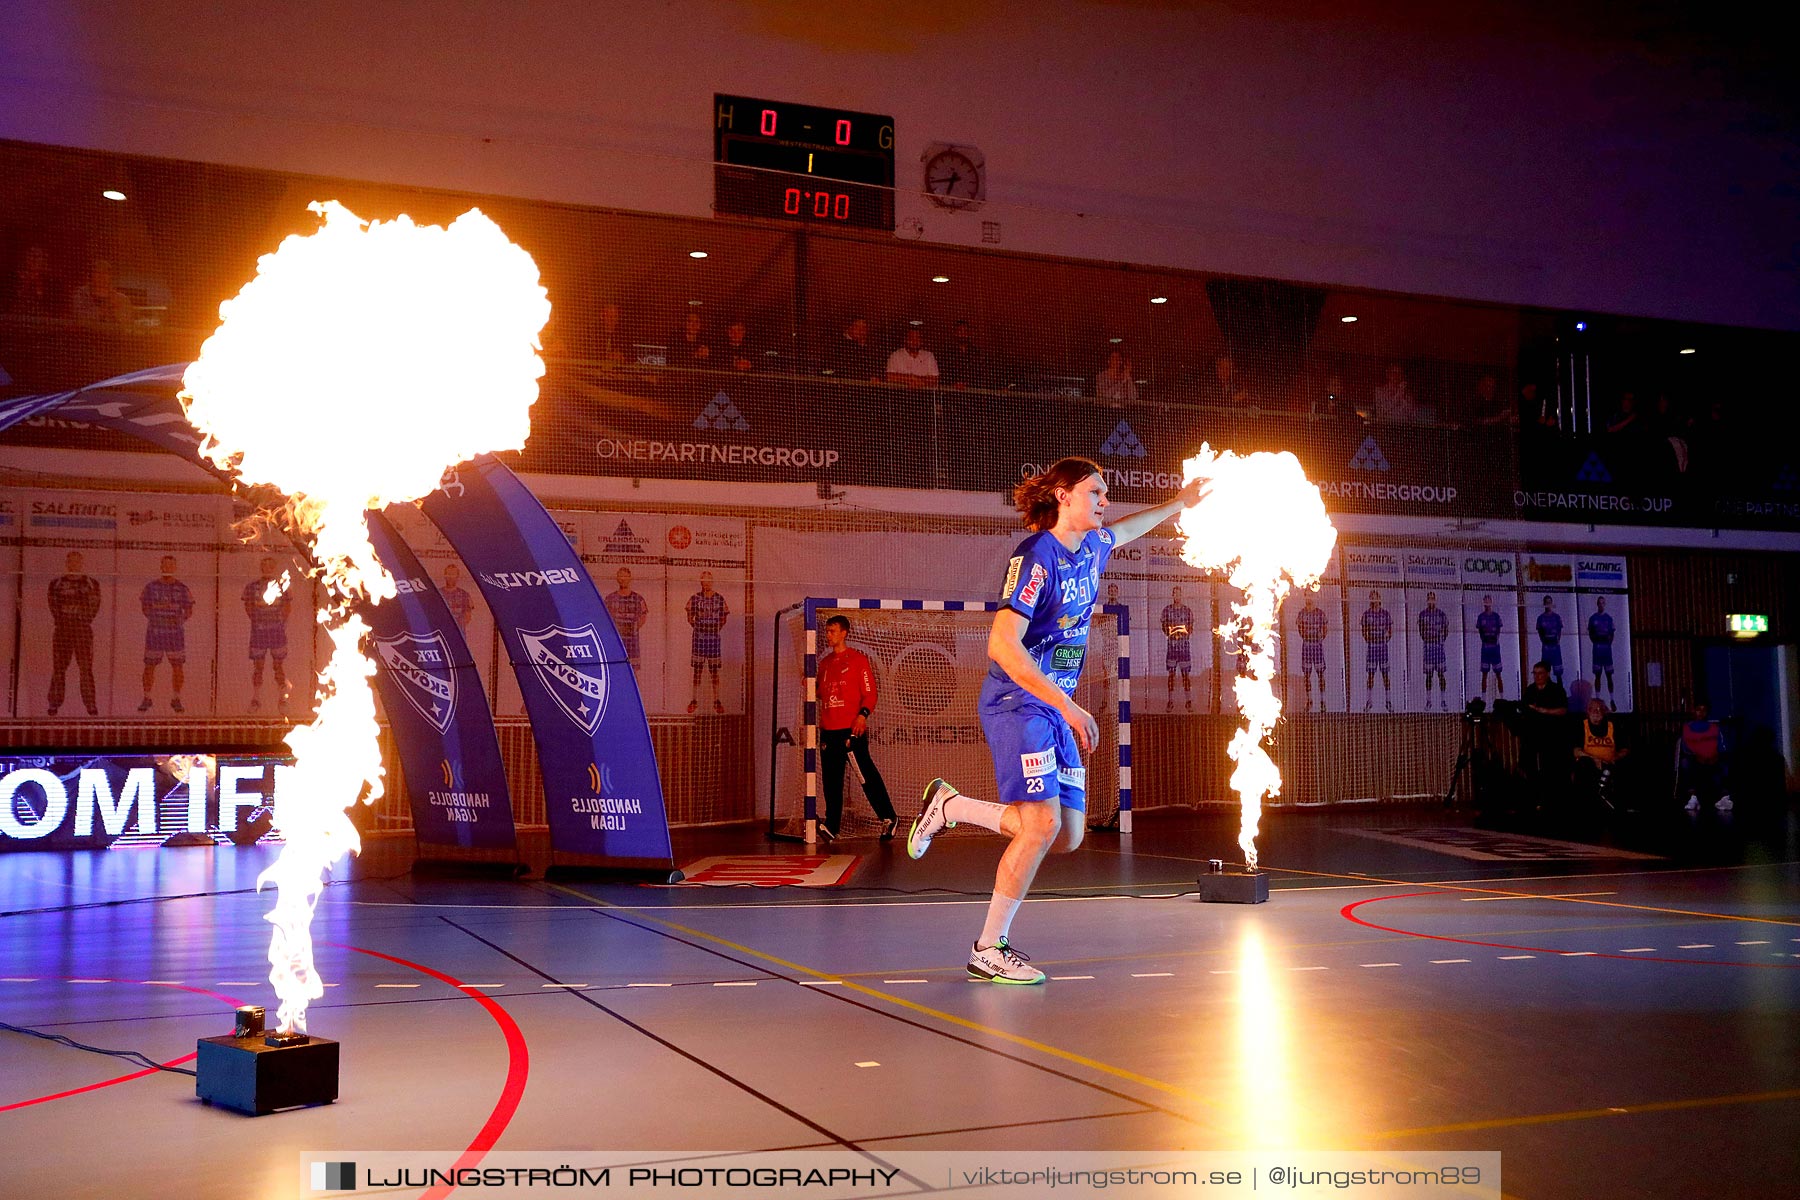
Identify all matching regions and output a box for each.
[1176,445,1336,870]
[181,201,549,1032]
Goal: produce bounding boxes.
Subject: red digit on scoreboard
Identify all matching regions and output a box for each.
[813,191,830,217]
[835,119,851,145]
[761,109,778,136]
[784,188,801,214]
[833,194,850,220]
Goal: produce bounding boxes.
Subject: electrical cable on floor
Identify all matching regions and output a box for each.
[0,1020,196,1077]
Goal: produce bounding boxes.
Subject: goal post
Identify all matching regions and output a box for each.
[768,598,1132,844]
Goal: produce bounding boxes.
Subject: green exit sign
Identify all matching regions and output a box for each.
[1727,613,1769,634]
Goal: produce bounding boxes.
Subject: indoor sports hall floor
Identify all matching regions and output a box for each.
[4,803,1796,1199]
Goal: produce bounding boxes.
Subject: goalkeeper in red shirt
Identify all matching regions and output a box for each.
[817,614,898,841]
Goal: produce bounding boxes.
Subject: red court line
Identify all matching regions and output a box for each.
[0,980,248,1113]
[1342,892,1800,970]
[340,943,530,1200]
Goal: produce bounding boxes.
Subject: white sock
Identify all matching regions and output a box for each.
[944,793,1007,833]
[979,892,1023,948]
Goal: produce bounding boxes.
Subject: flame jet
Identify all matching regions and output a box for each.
[181,201,549,1033]
[1176,444,1336,870]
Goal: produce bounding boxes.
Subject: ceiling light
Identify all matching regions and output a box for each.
[102,190,127,201]
[1679,347,1697,355]
[688,251,708,259]
[1340,315,1358,323]
[687,299,703,306]
[908,319,924,327]
[1108,337,1123,344]
[1150,296,1168,304]
[930,275,950,283]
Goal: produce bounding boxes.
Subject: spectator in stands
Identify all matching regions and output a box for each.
[1525,381,1558,431]
[9,245,56,319]
[837,315,883,383]
[886,326,940,388]
[1203,353,1249,408]
[1573,697,1626,807]
[1605,390,1640,436]
[723,318,757,372]
[1679,700,1730,812]
[69,258,133,327]
[1474,372,1516,427]
[1648,392,1688,476]
[672,310,711,368]
[1519,660,1569,803]
[1095,348,1138,403]
[1307,372,1347,420]
[939,319,983,389]
[594,301,628,366]
[1372,362,1428,424]
[816,614,898,841]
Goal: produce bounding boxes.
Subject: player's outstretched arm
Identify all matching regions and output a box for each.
[1106,477,1211,547]
[987,609,1098,753]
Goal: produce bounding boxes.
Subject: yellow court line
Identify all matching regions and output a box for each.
[1265,862,1800,929]
[544,882,1221,1111]
[1376,1086,1800,1140]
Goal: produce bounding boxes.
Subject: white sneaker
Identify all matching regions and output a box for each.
[1715,796,1733,812]
[967,938,1045,985]
[1684,795,1701,812]
[908,778,957,860]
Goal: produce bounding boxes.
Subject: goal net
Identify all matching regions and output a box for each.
[769,599,1127,843]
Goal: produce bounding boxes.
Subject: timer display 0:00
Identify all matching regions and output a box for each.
[785,189,853,220]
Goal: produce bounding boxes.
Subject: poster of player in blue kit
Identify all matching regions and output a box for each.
[1402,549,1462,713]
[1137,537,1215,715]
[1460,553,1519,701]
[1575,555,1633,712]
[1344,548,1406,714]
[1520,554,1579,693]
[1279,546,1345,714]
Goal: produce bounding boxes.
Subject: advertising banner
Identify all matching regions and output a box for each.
[584,512,668,715]
[1520,553,1580,690]
[1344,547,1407,714]
[1461,552,1520,702]
[19,490,119,718]
[1,750,290,851]
[1402,549,1463,712]
[422,457,672,866]
[1575,554,1633,713]
[1279,547,1345,715]
[366,513,516,851]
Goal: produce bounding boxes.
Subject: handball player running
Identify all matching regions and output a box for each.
[909,457,1208,983]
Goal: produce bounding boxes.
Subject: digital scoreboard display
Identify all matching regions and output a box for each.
[713,94,895,231]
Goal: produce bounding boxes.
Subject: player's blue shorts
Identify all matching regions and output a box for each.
[249,625,287,658]
[1540,643,1563,667]
[979,696,1086,812]
[692,634,721,659]
[1480,644,1502,669]
[1364,643,1389,670]
[1421,643,1446,670]
[1300,642,1325,670]
[1165,640,1191,669]
[1591,645,1613,669]
[145,626,185,664]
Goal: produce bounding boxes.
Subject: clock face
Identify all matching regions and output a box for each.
[925,149,982,206]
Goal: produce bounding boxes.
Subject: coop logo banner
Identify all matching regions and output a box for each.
[372,632,459,733]
[520,624,610,735]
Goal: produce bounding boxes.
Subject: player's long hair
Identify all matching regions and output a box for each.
[1013,456,1102,531]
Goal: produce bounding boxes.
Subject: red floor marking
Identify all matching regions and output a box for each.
[341,943,530,1200]
[1342,893,1800,970]
[0,980,249,1113]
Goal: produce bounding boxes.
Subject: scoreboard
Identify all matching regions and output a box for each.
[713,94,895,231]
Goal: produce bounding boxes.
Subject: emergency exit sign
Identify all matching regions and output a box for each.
[1727,613,1768,634]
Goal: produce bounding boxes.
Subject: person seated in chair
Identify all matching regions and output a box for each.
[1678,700,1730,812]
[1573,698,1626,809]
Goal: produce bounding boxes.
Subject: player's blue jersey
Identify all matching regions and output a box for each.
[1476,610,1503,645]
[1537,610,1563,645]
[984,528,1115,701]
[1296,606,1328,643]
[1417,606,1449,644]
[1161,603,1195,640]
[1360,606,1393,644]
[141,578,193,629]
[1587,611,1615,644]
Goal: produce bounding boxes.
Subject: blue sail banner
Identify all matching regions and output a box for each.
[365,512,517,851]
[421,456,673,865]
